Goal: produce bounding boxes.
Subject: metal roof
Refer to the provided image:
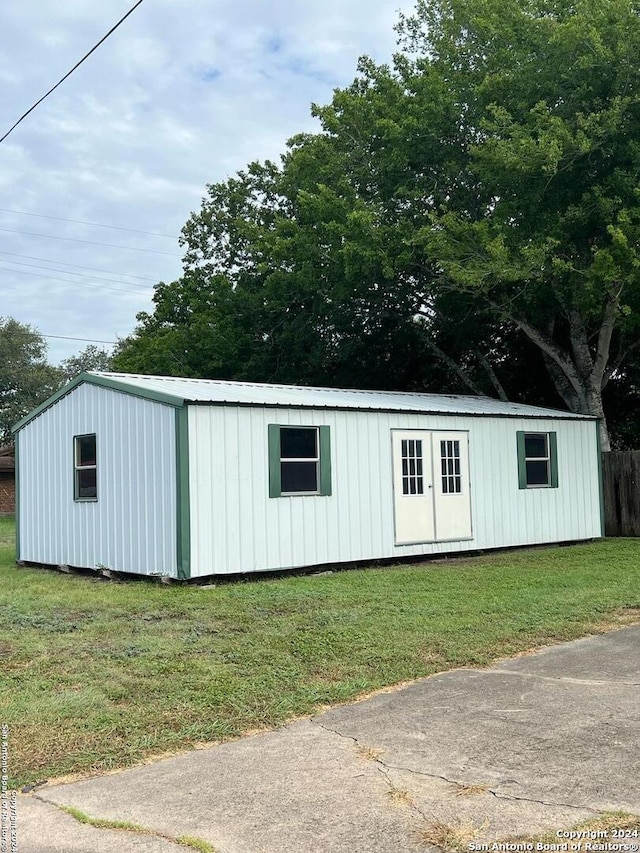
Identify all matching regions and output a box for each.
[86,372,592,419]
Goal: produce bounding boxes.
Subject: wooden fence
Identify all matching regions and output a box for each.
[602,450,640,537]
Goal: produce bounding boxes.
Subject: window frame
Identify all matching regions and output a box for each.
[401,437,425,496]
[268,424,331,498]
[440,438,462,495]
[517,431,558,490]
[73,433,98,501]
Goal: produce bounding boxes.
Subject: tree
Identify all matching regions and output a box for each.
[116,0,640,448]
[0,318,62,442]
[59,345,113,383]
[396,0,640,448]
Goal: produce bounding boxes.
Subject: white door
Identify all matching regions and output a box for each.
[432,431,472,541]
[392,430,472,545]
[392,431,435,544]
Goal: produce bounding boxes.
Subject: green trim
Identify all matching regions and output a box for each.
[175,407,191,580]
[516,431,527,489]
[14,434,20,562]
[319,425,332,496]
[549,431,559,488]
[12,373,185,434]
[595,420,605,536]
[268,424,282,498]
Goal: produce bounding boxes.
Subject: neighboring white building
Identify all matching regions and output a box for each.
[12,372,604,580]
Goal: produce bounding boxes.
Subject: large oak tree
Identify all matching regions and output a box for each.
[115,0,640,448]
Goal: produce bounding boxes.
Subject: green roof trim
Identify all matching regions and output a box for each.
[12,373,185,433]
[175,407,191,580]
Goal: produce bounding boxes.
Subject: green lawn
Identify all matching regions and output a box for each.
[1,515,638,788]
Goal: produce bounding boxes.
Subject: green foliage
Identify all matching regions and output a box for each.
[59,345,113,383]
[114,0,640,446]
[0,317,62,443]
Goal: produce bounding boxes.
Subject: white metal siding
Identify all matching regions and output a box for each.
[18,383,177,576]
[187,406,601,576]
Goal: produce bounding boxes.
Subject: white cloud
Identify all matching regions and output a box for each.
[0,0,415,365]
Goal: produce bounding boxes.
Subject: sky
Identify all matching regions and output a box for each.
[0,0,414,366]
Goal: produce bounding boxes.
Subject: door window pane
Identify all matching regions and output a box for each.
[401,437,424,495]
[441,440,462,494]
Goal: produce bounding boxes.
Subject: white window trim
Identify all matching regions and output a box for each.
[524,432,551,488]
[279,426,320,496]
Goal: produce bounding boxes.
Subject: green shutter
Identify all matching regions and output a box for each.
[268,424,281,498]
[549,431,559,488]
[319,425,332,496]
[516,431,527,489]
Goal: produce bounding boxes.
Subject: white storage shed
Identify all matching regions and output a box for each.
[13,372,604,580]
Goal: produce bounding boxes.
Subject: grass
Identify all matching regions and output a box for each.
[59,805,217,852]
[417,813,640,852]
[1,516,639,787]
[418,818,488,851]
[507,812,640,844]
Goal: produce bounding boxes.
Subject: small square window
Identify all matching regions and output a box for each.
[280,427,319,494]
[74,434,97,500]
[268,425,331,497]
[518,431,557,489]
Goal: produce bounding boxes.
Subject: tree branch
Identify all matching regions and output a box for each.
[591,294,619,391]
[503,312,588,408]
[423,338,486,396]
[474,349,508,401]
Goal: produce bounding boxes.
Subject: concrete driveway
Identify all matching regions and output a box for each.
[16,625,640,852]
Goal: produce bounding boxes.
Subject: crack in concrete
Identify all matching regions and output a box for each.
[379,760,599,815]
[30,792,220,852]
[311,717,430,825]
[310,717,600,817]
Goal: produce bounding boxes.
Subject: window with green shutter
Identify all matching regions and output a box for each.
[268,425,331,497]
[517,431,558,489]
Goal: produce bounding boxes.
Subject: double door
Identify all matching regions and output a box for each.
[392,430,472,545]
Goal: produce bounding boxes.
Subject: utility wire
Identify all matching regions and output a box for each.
[0,264,152,296]
[0,328,116,345]
[0,250,158,281]
[1,258,151,291]
[0,0,146,145]
[0,226,180,256]
[44,333,117,345]
[0,208,178,240]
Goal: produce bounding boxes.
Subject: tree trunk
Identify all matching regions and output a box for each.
[513,312,614,451]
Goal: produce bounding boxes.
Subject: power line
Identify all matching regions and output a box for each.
[0,264,152,296]
[0,329,117,345]
[0,250,159,281]
[1,257,151,291]
[44,333,117,345]
[0,0,147,145]
[0,226,180,256]
[0,208,179,240]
